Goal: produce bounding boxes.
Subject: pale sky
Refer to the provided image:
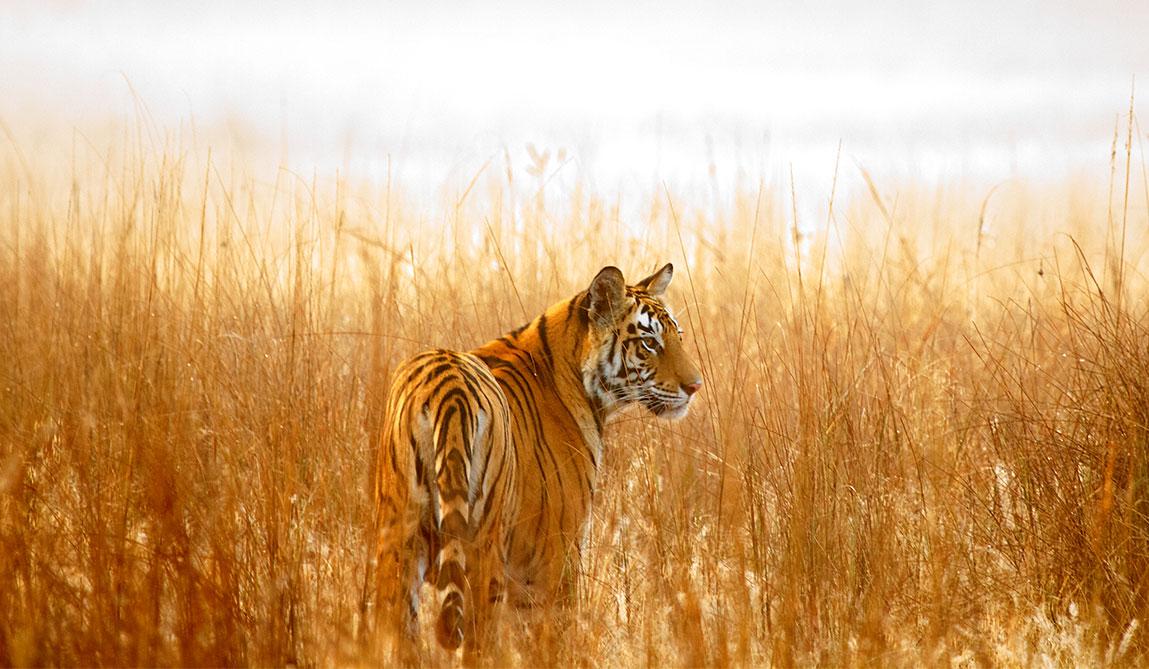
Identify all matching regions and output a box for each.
[2,1,1146,196]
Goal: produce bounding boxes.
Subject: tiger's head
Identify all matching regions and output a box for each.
[582,264,703,420]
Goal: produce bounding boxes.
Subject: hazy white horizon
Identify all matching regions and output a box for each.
[2,0,1146,206]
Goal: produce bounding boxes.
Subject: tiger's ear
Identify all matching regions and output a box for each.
[587,266,627,326]
[634,263,673,296]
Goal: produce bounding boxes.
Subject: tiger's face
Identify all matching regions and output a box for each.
[584,264,703,420]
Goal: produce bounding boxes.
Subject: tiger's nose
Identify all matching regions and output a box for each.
[682,380,703,396]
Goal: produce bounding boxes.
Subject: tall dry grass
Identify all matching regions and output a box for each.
[1,118,1148,667]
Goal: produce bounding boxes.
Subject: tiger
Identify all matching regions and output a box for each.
[372,263,703,659]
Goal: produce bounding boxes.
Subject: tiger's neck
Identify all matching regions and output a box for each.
[471,295,606,465]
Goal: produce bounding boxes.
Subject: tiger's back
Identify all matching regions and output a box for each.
[471,302,611,606]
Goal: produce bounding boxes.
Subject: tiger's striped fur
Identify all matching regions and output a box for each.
[373,263,702,657]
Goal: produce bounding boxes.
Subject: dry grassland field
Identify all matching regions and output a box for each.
[2,1,1149,658]
[1,107,1148,667]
